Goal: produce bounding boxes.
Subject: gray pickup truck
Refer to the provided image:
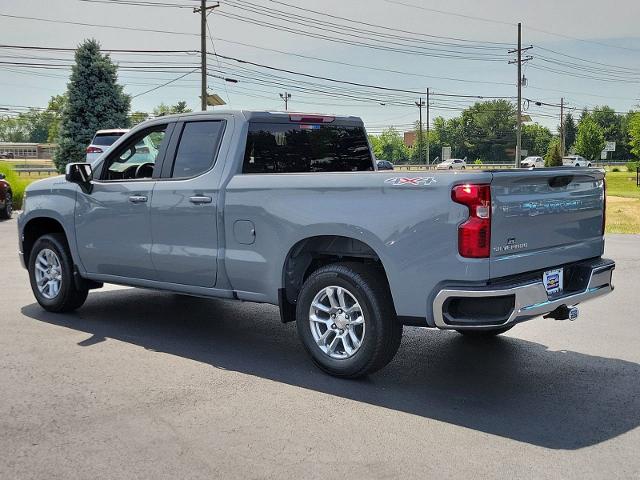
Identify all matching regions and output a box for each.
[18,111,615,377]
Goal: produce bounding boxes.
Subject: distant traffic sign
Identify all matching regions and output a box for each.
[604,141,616,152]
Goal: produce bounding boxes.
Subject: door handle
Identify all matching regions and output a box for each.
[128,195,148,203]
[189,195,213,204]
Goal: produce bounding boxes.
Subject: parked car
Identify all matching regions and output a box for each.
[0,152,15,159]
[0,172,12,219]
[562,155,592,167]
[376,159,394,170]
[86,129,129,162]
[18,111,614,378]
[521,156,545,168]
[436,158,466,169]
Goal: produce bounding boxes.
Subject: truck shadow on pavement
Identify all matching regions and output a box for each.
[22,288,640,451]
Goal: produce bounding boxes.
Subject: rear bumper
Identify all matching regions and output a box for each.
[432,257,614,329]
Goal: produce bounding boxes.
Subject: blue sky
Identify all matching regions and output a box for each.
[1,0,639,133]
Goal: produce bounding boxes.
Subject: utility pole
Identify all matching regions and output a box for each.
[280,91,291,110]
[193,1,219,111]
[426,88,430,165]
[560,97,565,156]
[415,97,425,164]
[508,23,532,167]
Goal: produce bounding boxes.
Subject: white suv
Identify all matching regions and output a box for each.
[86,129,129,162]
[562,155,592,167]
[522,156,544,168]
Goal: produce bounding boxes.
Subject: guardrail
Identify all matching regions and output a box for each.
[14,167,58,176]
[393,162,627,171]
[394,164,514,171]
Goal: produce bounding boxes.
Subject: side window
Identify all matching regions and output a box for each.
[102,126,167,181]
[171,121,224,178]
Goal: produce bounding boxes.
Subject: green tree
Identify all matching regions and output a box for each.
[628,112,640,159]
[522,123,553,157]
[0,117,28,142]
[370,127,409,163]
[545,137,562,167]
[460,100,516,162]
[130,111,150,125]
[152,100,192,117]
[562,113,577,153]
[46,94,67,143]
[54,39,130,172]
[575,116,605,160]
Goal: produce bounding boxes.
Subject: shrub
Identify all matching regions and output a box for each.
[0,163,28,210]
[474,159,483,165]
[612,167,620,172]
[625,161,639,173]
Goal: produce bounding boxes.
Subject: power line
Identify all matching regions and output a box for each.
[131,68,198,98]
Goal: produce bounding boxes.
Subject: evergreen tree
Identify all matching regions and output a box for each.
[545,138,562,167]
[54,39,130,172]
[562,113,577,152]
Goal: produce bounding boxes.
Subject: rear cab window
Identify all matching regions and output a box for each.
[242,120,374,173]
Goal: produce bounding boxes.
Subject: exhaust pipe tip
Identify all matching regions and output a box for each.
[543,304,579,321]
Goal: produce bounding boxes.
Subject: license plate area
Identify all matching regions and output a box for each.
[543,268,564,295]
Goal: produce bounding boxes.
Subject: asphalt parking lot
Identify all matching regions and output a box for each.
[0,216,638,479]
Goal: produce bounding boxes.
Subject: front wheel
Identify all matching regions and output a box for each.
[28,233,88,312]
[296,262,402,378]
[0,191,12,219]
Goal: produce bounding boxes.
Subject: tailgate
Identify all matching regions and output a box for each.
[490,168,605,278]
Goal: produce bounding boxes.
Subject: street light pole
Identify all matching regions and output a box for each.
[280,91,291,110]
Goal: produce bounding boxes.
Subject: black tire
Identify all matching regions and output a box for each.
[296,262,402,378]
[0,191,12,219]
[28,233,88,312]
[461,166,466,169]
[448,166,453,170]
[455,325,514,338]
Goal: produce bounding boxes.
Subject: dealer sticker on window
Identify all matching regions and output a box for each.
[543,268,563,295]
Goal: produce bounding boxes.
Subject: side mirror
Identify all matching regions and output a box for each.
[65,162,93,193]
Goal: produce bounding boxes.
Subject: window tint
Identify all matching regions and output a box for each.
[93,133,125,146]
[172,121,224,178]
[243,123,373,173]
[102,126,166,181]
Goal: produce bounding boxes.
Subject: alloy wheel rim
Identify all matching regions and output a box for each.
[34,248,62,299]
[309,286,365,359]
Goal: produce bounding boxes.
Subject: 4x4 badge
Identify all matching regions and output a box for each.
[384,177,437,186]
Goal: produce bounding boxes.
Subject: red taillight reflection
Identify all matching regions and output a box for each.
[86,146,103,154]
[452,184,491,258]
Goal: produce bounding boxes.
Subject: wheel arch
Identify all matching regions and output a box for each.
[22,216,68,264]
[280,235,393,320]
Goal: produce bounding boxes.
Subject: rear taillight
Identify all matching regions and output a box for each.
[602,177,607,235]
[86,146,103,154]
[452,184,491,258]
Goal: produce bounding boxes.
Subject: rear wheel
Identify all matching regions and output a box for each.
[28,233,88,312]
[0,191,12,219]
[296,262,402,378]
[455,325,514,338]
